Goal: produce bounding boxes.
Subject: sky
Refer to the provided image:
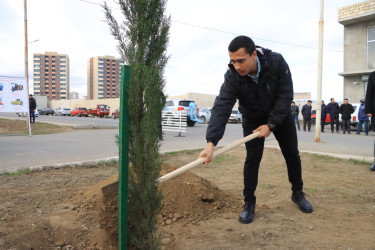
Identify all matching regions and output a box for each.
[0,0,366,102]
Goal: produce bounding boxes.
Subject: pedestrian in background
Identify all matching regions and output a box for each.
[357,99,369,136]
[365,71,375,171]
[327,98,340,133]
[339,98,354,134]
[301,100,312,132]
[29,94,37,124]
[291,101,300,131]
[321,100,327,132]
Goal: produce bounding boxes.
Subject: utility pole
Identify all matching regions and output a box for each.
[24,0,31,136]
[314,0,324,142]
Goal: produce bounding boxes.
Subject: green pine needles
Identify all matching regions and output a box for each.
[104,1,170,249]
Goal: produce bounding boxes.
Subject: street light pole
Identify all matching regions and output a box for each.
[314,0,324,142]
[24,0,31,136]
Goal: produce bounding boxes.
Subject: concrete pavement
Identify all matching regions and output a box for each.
[0,121,374,172]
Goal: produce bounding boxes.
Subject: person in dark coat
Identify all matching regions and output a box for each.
[326,98,340,133]
[29,94,37,123]
[301,100,312,132]
[291,101,300,130]
[198,36,313,224]
[365,71,375,171]
[321,100,327,132]
[339,98,354,134]
[357,99,369,135]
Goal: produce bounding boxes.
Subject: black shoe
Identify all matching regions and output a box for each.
[238,201,255,224]
[371,163,375,171]
[291,191,313,213]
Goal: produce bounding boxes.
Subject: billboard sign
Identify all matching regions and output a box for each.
[0,76,29,113]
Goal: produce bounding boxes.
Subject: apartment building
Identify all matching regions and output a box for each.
[338,0,375,101]
[33,52,70,100]
[87,55,124,100]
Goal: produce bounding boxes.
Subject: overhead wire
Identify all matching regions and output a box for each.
[79,0,343,53]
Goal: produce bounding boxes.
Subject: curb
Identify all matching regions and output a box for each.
[2,145,371,175]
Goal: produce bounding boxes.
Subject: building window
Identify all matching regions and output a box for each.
[368,25,375,69]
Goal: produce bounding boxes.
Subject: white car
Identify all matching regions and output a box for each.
[164,99,200,127]
[229,109,242,123]
[55,107,71,116]
[338,103,360,128]
[198,107,212,123]
[17,109,38,117]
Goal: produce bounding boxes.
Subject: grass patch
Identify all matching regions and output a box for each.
[348,158,372,165]
[0,118,73,135]
[212,155,230,164]
[261,183,276,190]
[1,169,30,176]
[305,187,318,192]
[165,149,201,155]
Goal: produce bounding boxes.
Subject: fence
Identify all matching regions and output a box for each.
[161,110,187,137]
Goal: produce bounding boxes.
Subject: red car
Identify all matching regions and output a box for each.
[71,107,89,117]
[112,108,120,119]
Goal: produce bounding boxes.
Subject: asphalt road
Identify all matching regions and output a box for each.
[0,113,374,171]
[0,112,119,127]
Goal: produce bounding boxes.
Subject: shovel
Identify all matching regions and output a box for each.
[157,132,260,184]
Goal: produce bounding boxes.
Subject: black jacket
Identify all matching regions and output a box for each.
[365,71,375,131]
[321,104,327,119]
[29,97,36,110]
[301,104,312,119]
[339,103,354,119]
[291,105,299,116]
[326,102,339,118]
[206,47,293,145]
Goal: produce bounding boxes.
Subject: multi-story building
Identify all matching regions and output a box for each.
[33,52,70,100]
[87,55,124,100]
[338,0,375,101]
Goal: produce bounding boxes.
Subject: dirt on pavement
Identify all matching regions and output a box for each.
[0,147,374,249]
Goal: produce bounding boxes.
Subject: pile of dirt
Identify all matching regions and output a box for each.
[73,164,242,248]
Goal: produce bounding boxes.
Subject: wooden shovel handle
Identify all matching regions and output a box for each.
[157,132,260,184]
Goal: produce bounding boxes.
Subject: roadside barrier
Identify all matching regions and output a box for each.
[162,110,187,137]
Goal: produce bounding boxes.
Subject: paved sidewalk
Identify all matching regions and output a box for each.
[0,124,373,172]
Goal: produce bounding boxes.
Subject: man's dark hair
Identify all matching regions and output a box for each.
[292,101,295,104]
[344,98,348,101]
[228,36,256,55]
[330,98,334,101]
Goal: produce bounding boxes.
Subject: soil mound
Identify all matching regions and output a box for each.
[74,164,242,248]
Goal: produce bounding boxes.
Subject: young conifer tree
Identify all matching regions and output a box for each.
[104,1,170,249]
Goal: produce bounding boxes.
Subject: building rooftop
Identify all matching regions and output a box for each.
[338,0,375,25]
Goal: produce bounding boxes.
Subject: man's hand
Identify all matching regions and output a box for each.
[198,142,214,165]
[253,125,272,138]
[367,113,373,117]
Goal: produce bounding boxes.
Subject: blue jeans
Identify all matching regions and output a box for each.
[293,115,300,130]
[357,120,369,135]
[29,109,35,123]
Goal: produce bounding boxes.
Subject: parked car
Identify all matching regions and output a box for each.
[229,109,242,123]
[312,103,360,129]
[71,107,89,117]
[88,104,110,118]
[164,99,200,127]
[39,108,54,116]
[112,108,120,119]
[17,109,39,117]
[55,107,71,116]
[198,107,212,123]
